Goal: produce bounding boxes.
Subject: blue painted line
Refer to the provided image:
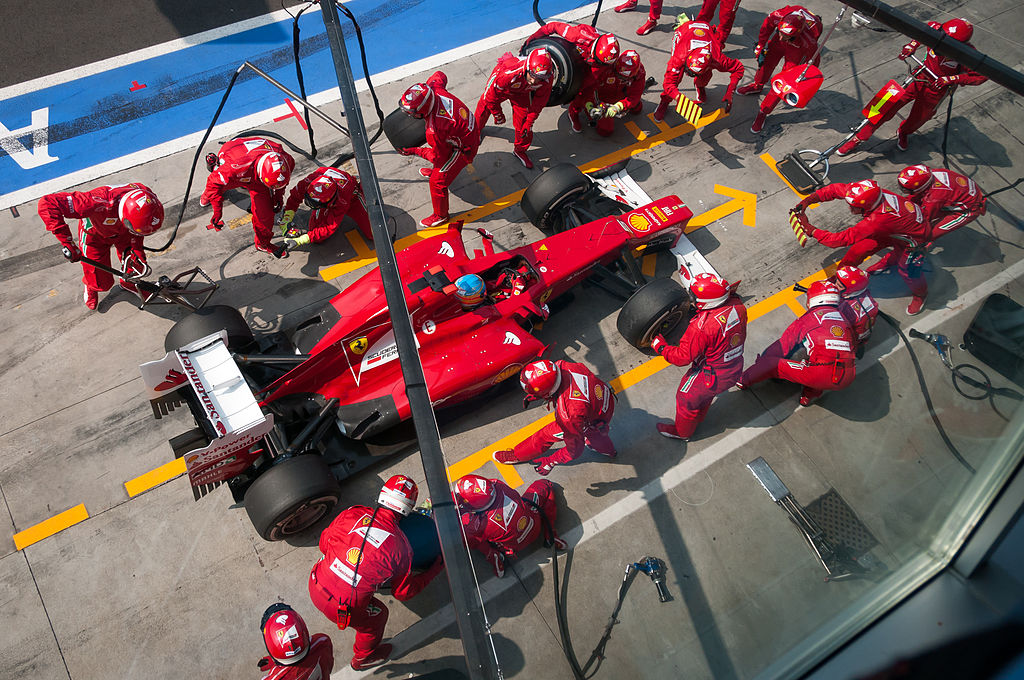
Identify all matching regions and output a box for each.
[0,0,588,201]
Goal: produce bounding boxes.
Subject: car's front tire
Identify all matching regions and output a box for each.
[520,163,592,232]
[617,278,693,349]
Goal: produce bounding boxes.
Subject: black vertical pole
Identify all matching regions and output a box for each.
[317,3,499,678]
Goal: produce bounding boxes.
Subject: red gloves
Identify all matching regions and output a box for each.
[61,244,82,263]
[651,334,669,355]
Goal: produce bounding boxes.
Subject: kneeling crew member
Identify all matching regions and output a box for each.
[257,602,334,679]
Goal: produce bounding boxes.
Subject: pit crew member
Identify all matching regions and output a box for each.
[613,0,665,36]
[836,18,986,155]
[257,603,334,679]
[741,7,823,133]
[650,273,747,441]
[279,166,371,249]
[455,474,567,578]
[696,0,743,47]
[580,50,647,137]
[897,164,987,240]
[655,19,744,121]
[793,179,929,315]
[308,475,444,671]
[493,359,616,475]
[475,48,555,169]
[399,71,481,228]
[200,136,294,259]
[834,266,879,357]
[38,183,164,310]
[738,281,856,406]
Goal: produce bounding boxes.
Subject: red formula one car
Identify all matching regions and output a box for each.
[141,164,716,539]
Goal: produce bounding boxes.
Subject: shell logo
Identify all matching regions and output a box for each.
[730,334,742,347]
[186,454,199,465]
[830,325,845,338]
[346,547,363,567]
[695,28,706,36]
[492,363,522,384]
[594,384,604,400]
[904,201,916,212]
[956,176,967,186]
[459,108,468,120]
[628,213,652,232]
[517,516,529,532]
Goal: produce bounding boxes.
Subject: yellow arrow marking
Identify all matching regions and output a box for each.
[687,184,757,230]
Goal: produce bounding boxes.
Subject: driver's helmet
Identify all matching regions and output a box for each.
[454,274,487,308]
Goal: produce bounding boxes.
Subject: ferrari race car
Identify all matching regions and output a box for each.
[140,163,721,540]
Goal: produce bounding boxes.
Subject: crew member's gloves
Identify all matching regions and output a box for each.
[936,75,960,88]
[492,108,506,125]
[754,43,763,58]
[61,244,82,263]
[207,219,225,232]
[722,94,733,114]
[794,194,816,212]
[605,102,625,118]
[399,147,414,156]
[278,209,296,234]
[651,334,669,355]
[899,42,918,60]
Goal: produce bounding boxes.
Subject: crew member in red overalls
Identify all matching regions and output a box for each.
[308,475,444,671]
[897,164,987,241]
[38,183,164,310]
[650,273,748,441]
[278,166,371,249]
[200,136,294,258]
[581,50,647,137]
[612,0,665,36]
[741,7,823,132]
[257,603,334,679]
[455,474,567,578]
[655,19,743,121]
[696,0,743,47]
[522,22,621,134]
[794,179,929,314]
[837,18,987,155]
[738,281,857,406]
[399,72,481,228]
[475,47,555,169]
[834,266,879,358]
[493,359,616,475]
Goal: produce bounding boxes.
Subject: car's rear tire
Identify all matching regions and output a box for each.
[244,454,341,541]
[520,163,591,232]
[383,108,427,152]
[617,278,692,349]
[164,305,254,352]
[522,36,585,106]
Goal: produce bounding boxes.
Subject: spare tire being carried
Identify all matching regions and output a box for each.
[383,108,427,152]
[521,36,586,107]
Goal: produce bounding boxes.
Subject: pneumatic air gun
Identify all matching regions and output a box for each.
[909,329,953,369]
[635,556,670,603]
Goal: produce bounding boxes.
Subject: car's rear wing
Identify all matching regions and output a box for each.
[592,167,721,288]
[140,332,273,488]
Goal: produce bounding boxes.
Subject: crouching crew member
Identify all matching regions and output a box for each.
[475,48,554,169]
[279,166,371,249]
[835,265,879,358]
[257,603,334,679]
[656,19,743,121]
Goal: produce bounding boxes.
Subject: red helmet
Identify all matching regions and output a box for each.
[118,188,164,235]
[260,603,310,666]
[400,82,434,118]
[778,13,806,37]
[305,176,338,208]
[616,50,642,80]
[256,152,291,190]
[834,266,869,298]
[845,180,882,213]
[378,475,418,515]
[455,474,496,511]
[592,34,620,66]
[685,48,712,76]
[806,280,841,308]
[691,273,733,310]
[941,18,973,42]
[520,359,561,399]
[897,165,933,194]
[526,47,554,81]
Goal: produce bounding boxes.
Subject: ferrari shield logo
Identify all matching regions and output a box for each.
[349,337,369,354]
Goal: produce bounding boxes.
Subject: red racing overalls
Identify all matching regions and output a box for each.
[284,167,371,242]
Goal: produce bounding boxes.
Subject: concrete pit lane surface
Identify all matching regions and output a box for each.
[1,1,1023,678]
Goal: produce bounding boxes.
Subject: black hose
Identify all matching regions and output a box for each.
[532,0,544,26]
[591,0,605,27]
[941,87,954,167]
[288,1,318,157]
[335,1,387,149]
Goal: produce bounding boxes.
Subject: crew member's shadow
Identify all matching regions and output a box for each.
[377,633,523,678]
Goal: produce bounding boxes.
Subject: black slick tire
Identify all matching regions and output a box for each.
[244,454,341,541]
[617,278,692,349]
[522,36,585,107]
[520,163,591,231]
[164,305,254,352]
[383,108,427,152]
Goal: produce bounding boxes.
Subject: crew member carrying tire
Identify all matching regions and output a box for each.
[835,265,879,357]
[650,273,747,441]
[836,19,986,155]
[655,19,743,121]
[398,71,481,228]
[493,359,616,475]
[613,0,664,36]
[741,7,823,133]
[792,179,929,315]
[454,474,567,578]
[580,50,647,137]
[738,281,856,406]
[257,603,334,679]
[278,166,371,249]
[200,136,294,259]
[38,183,164,310]
[475,48,555,169]
[308,475,444,671]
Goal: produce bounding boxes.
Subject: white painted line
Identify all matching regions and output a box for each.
[328,260,1024,678]
[0,3,601,212]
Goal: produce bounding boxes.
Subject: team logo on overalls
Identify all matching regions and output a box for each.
[517,516,529,532]
[694,29,706,37]
[830,325,845,338]
[956,176,967,186]
[594,384,604,400]
[346,547,363,566]
[730,334,742,346]
[904,201,916,212]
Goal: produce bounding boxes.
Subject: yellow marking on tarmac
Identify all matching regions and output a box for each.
[14,504,89,550]
[465,165,497,201]
[624,121,646,141]
[125,458,187,498]
[760,152,813,200]
[345,231,374,259]
[641,253,657,277]
[687,184,757,231]
[785,299,807,317]
[648,114,672,133]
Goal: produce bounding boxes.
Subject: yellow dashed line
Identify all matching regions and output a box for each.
[14,504,89,550]
[125,458,187,498]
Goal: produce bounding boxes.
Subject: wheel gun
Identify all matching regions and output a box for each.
[909,328,953,369]
[633,556,670,603]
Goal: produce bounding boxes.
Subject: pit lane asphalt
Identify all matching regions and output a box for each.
[2,2,1023,678]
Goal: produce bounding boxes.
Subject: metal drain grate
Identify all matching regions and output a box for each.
[805,488,878,558]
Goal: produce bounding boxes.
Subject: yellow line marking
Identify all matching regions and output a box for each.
[465,165,497,201]
[14,504,89,550]
[641,253,657,277]
[759,152,822,212]
[624,121,646,141]
[345,230,374,259]
[687,184,757,230]
[125,458,187,498]
[785,299,807,317]
[648,114,672,133]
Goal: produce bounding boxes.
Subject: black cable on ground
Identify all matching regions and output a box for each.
[941,87,954,168]
[984,177,1024,199]
[231,128,318,163]
[879,311,976,474]
[287,1,318,157]
[336,1,387,148]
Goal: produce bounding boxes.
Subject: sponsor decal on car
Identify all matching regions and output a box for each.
[628,213,652,232]
[503,332,521,345]
[179,353,225,433]
[421,320,436,335]
[349,337,369,354]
